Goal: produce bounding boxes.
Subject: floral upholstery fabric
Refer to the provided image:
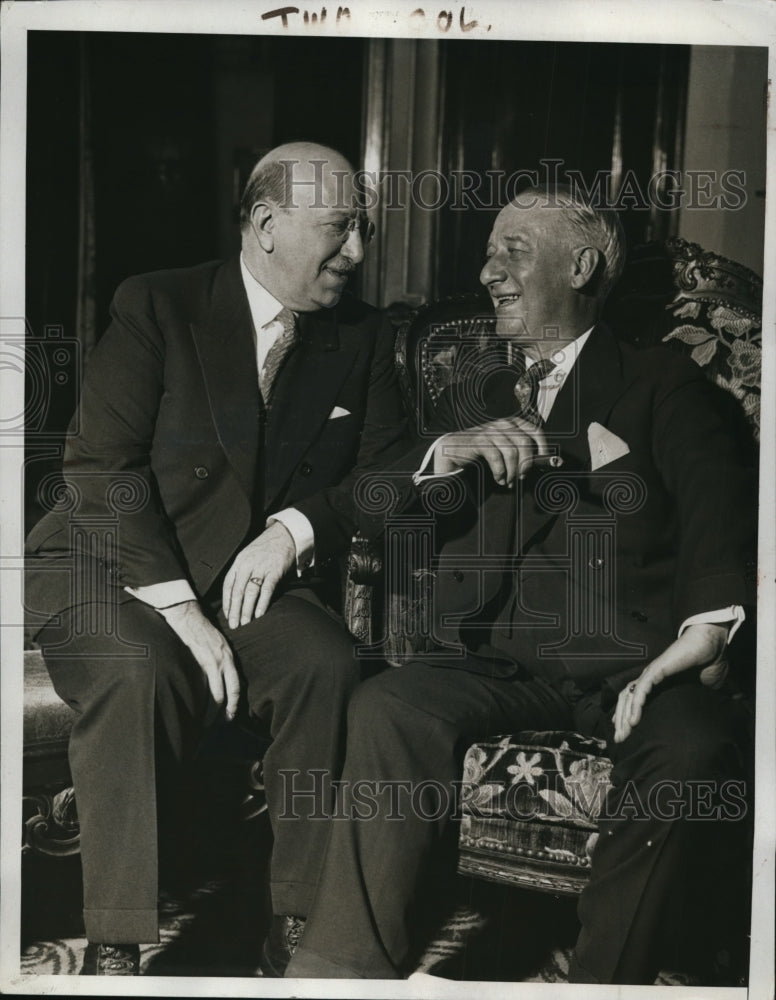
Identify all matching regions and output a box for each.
[608,235,762,439]
[459,732,614,884]
[461,731,613,827]
[664,301,760,439]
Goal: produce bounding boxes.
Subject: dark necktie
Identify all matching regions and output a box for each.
[513,357,556,424]
[259,308,298,406]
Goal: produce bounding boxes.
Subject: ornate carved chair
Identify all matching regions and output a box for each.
[22,238,761,910]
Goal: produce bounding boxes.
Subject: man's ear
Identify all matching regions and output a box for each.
[570,246,601,290]
[250,202,275,252]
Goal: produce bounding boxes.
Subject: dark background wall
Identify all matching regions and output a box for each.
[435,40,687,296]
[26,31,366,349]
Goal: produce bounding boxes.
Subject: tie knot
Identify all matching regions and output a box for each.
[514,357,557,420]
[522,357,556,383]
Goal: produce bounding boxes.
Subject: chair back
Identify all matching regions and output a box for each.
[606,236,762,439]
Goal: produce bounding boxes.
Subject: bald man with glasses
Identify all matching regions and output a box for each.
[25,142,408,977]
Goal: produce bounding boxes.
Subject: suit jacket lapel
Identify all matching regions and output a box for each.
[518,323,635,549]
[191,258,260,500]
[544,323,631,464]
[263,308,357,506]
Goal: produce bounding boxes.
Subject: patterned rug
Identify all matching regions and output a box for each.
[21,876,581,981]
[19,826,700,984]
[19,747,731,986]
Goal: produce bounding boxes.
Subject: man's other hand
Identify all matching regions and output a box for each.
[222,521,296,628]
[161,600,241,720]
[612,622,729,744]
[434,415,550,486]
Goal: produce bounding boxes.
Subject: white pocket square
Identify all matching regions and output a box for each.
[328,405,351,420]
[588,422,630,470]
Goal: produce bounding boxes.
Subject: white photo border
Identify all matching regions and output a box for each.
[1,1,774,998]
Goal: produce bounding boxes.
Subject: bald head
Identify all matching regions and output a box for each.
[240,143,356,228]
[240,142,368,312]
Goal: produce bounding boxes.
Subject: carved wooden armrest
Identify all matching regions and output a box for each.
[343,534,383,645]
[22,786,80,857]
[347,534,383,583]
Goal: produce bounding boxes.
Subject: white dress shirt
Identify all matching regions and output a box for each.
[126,256,314,611]
[413,329,743,643]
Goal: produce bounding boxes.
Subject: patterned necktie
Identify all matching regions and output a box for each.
[513,357,556,424]
[259,308,298,406]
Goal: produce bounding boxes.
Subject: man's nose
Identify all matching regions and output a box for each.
[341,228,365,265]
[480,254,504,287]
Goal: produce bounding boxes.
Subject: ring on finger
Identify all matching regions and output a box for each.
[628,682,637,693]
[249,576,263,586]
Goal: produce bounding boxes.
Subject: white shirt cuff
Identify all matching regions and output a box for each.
[125,580,197,610]
[412,435,466,485]
[268,508,314,574]
[678,606,745,644]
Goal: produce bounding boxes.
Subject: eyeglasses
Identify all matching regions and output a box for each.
[340,215,376,246]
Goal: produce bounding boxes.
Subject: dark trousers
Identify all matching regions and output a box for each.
[286,663,747,983]
[37,588,359,944]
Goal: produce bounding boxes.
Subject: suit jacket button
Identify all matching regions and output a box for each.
[300,462,313,477]
[588,557,604,569]
[631,610,648,623]
[194,466,209,479]
[453,570,464,582]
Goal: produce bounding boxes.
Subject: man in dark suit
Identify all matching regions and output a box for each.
[286,186,757,983]
[24,142,408,975]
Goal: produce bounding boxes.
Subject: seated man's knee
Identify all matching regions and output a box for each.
[287,630,359,696]
[346,676,383,728]
[42,603,197,708]
[346,670,421,740]
[238,598,360,719]
[624,685,741,784]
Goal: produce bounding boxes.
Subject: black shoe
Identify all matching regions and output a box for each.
[259,915,306,977]
[81,943,140,975]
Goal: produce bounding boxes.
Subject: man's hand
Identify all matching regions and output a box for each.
[161,600,241,720]
[612,623,729,744]
[434,415,551,486]
[222,520,296,629]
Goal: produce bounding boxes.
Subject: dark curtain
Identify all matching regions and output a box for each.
[435,42,689,297]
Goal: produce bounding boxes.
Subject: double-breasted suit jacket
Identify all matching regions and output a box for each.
[26,256,408,625]
[393,324,757,694]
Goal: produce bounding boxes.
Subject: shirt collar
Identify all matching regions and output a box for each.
[239,253,286,330]
[525,327,594,381]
